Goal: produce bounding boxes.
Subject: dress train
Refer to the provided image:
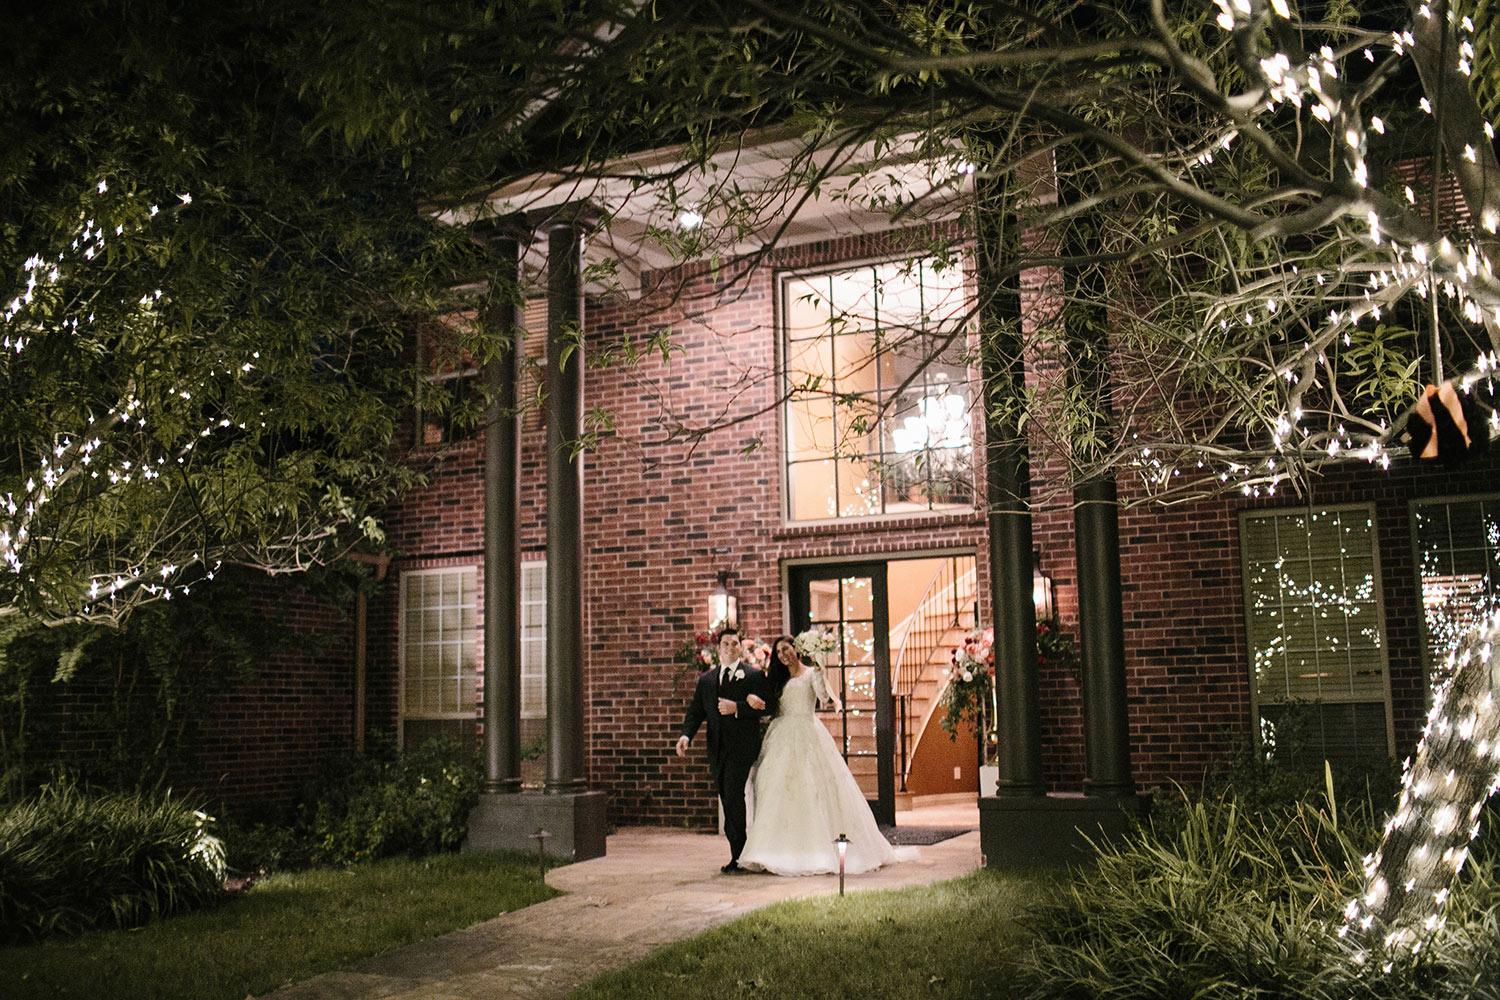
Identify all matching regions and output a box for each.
[739,669,904,876]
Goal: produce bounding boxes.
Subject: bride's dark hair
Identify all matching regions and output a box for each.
[767,634,800,693]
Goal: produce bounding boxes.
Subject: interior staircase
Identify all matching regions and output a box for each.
[816,561,977,803]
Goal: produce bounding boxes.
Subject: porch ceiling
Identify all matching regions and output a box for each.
[444,129,973,297]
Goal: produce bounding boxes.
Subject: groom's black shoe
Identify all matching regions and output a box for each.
[720,861,742,874]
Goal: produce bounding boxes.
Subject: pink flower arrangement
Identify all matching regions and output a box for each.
[675,629,774,675]
[939,619,1079,747]
[743,637,773,666]
[691,631,717,669]
[676,629,726,673]
[948,627,995,684]
[940,626,997,739]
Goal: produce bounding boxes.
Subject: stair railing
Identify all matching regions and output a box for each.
[890,557,976,788]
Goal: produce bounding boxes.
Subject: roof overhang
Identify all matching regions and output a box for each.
[443,128,974,297]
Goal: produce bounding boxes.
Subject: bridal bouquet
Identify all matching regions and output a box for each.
[794,628,837,667]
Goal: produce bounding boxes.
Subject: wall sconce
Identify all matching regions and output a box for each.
[708,570,738,631]
[835,832,849,895]
[1032,547,1055,621]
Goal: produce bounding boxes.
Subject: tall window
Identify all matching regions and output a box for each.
[1240,505,1392,763]
[781,257,973,521]
[399,567,477,749]
[1412,495,1500,679]
[521,561,548,719]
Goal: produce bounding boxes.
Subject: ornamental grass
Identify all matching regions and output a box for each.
[1018,782,1500,1000]
[0,780,226,943]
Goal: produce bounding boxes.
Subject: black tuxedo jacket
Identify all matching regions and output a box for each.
[679,660,775,780]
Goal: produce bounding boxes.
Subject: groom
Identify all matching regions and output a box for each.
[675,628,773,873]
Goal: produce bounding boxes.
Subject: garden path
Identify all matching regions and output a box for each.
[256,801,980,999]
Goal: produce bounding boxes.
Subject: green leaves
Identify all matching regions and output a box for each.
[0,780,226,943]
[1,3,484,627]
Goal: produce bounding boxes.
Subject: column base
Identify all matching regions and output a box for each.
[463,789,608,861]
[979,791,1143,868]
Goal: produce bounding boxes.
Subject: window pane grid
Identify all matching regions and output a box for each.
[808,575,878,754]
[1414,496,1500,677]
[1244,508,1384,705]
[521,561,548,720]
[401,568,477,721]
[782,258,972,521]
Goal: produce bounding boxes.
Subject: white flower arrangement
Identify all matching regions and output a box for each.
[794,627,837,668]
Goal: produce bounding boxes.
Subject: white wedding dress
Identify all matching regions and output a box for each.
[739,668,899,876]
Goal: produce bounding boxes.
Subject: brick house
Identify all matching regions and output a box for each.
[38,134,1480,847]
[357,134,1500,851]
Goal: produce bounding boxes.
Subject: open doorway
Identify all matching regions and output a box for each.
[786,553,977,825]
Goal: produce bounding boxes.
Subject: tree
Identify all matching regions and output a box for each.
[0,1,499,629]
[380,0,1498,506]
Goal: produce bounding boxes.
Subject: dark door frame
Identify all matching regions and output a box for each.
[787,561,896,826]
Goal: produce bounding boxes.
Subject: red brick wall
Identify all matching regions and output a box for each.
[18,576,355,822]
[191,582,356,818]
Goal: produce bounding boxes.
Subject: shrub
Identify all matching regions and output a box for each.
[1146,701,1402,847]
[1021,779,1500,999]
[297,734,481,867]
[0,781,225,943]
[1022,789,1363,999]
[217,735,483,874]
[219,817,311,874]
[1018,702,1500,1000]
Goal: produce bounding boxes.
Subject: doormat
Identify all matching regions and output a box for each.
[879,825,976,846]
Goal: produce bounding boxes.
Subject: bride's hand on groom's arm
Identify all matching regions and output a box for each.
[746,694,766,711]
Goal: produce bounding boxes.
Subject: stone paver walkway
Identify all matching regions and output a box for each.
[257,825,981,1000]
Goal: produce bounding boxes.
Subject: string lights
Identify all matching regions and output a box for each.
[1,182,288,626]
[1112,0,1500,504]
[1207,0,1500,961]
[1340,611,1500,963]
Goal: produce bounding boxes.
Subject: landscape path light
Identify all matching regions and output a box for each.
[532,827,550,883]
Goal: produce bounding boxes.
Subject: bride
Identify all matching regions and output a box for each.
[738,634,898,876]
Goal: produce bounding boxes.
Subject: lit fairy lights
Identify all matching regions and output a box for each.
[1186,18,1500,954]
[1,181,284,626]
[1142,7,1500,953]
[1124,0,1500,504]
[1342,611,1500,958]
[1244,510,1383,698]
[1416,506,1498,658]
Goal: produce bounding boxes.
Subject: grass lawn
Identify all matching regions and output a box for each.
[2,850,557,1000]
[567,868,1056,1000]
